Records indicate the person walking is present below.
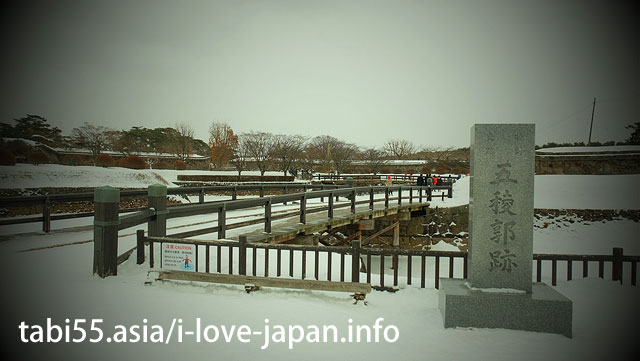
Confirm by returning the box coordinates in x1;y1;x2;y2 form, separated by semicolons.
386;175;393;195
417;174;424;187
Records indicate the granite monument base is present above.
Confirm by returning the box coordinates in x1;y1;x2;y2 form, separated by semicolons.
438;278;573;338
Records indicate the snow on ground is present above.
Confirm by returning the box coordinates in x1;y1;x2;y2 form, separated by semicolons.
1;164;639;360
1;216;638;361
0;164;302;189
534;174;639;209
419;173;640;210
3;164;638;210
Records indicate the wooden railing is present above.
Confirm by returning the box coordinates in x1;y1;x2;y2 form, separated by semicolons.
137;232;638;289
534;248;638;286
139;233;468;290
93;184;443;277
1;183;451;232
314;173;461;182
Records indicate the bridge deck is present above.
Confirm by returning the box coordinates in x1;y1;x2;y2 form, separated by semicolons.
240;201;429;243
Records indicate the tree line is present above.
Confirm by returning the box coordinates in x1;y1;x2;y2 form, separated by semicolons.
3;115;636;174
0;115;470;174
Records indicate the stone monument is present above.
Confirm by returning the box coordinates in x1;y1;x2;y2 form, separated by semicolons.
438;124;573;337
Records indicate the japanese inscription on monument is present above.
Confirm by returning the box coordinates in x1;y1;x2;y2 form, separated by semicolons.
468;124;534;292
439;123;572;338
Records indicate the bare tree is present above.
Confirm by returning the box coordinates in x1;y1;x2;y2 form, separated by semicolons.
209;122;238;169
384;139;416;159
71;122;111;156
271;134;307;176
171;122;194;162
297;149;317;178
230;134;250;176
308;135;358;175
242;131;275;176
361;147;386;174
306;136;333;173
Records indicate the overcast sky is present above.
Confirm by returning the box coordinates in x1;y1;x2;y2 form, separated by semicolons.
1;0;637;148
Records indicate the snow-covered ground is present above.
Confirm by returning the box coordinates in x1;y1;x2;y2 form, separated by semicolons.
0;164;302;189
2;164;639;210
1;164;639;360
423;173;640;210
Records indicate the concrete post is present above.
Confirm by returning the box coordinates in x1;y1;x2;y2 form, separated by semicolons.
93;186;120;277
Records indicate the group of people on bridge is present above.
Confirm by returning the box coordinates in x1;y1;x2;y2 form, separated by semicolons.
385;174;448;187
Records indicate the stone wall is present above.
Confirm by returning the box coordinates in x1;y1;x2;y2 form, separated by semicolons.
359;206;639;252
535;153;640;175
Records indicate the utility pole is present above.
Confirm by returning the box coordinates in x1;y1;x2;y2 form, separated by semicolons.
588;97;597;144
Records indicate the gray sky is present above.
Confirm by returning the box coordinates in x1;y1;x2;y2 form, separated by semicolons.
1;0;637;148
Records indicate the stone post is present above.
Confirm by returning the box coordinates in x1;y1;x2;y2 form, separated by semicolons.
439;124;572;338
468;124;534;292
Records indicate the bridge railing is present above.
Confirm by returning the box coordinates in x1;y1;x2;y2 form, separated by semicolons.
314;173;461;182
5;182;451;232
94;184;450;277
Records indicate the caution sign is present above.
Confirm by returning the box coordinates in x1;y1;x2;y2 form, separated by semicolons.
162;243;196;271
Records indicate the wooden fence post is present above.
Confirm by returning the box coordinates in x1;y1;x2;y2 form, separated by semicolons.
199;188;205;204
369;187;374;210
264;198;272;233
283;185;288;205
148;184;167;238
427;187;432;201
385;188;389;208
93;186;120;278
136;229;145;265
350;189;356;213
300;193;307;224
328;192;334;219
232;186;237;200
448;185;453;198
398;186;402;205
42;195;51;233
218;203;227;239
612;247;623;284
239;235;247;276
352;239;361;283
